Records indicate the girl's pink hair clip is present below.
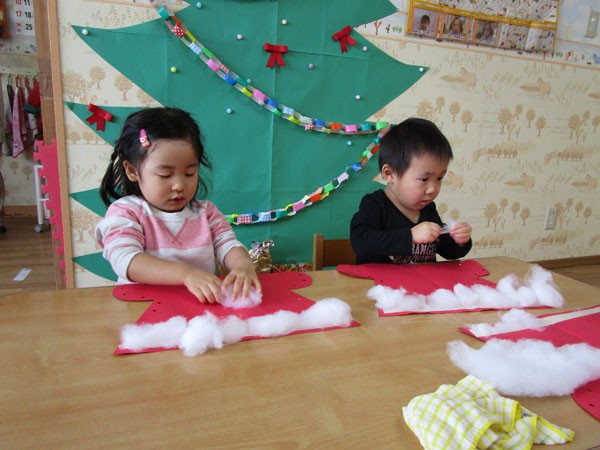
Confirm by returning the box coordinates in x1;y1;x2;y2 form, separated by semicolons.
139;129;151;148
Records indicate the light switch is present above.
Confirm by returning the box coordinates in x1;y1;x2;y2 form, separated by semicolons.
585;10;599;38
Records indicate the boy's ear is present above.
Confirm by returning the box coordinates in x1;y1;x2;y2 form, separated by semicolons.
123;161;139;182
381;164;395;183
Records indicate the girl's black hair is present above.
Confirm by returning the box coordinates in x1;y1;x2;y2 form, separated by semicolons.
100;107;211;206
378;117;453;176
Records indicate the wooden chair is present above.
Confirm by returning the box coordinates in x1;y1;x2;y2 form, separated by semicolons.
312;233;356;270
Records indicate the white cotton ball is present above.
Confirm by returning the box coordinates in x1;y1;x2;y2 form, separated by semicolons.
247;310;299;337
427;288;458;309
526;264;553;284
367;285;428;311
367;285;400;309
496;273;519;296
120;316;187;351
300;298;353;329
468;309;543;337
471;284;505;307
220;284;263;309
401;293;428;310
220;315;248;344
180;313;224;356
447;339;600;397
511;285;538;307
527;265;564;307
453;283;481;307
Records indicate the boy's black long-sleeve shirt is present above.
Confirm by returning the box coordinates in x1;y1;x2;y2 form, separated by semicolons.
350;189;472;264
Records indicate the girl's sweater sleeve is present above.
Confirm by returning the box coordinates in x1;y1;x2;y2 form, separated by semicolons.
95;201;145;281
205;201;246;265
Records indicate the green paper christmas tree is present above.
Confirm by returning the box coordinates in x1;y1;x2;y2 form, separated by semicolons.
68;0;427;280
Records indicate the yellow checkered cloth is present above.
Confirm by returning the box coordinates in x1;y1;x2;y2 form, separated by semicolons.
403;376;574;450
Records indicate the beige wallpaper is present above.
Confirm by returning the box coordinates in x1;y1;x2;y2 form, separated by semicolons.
45;0;600;287
361;35;600;263
0;0;39;212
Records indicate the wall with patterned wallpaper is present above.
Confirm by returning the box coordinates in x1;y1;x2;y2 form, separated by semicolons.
0;0;39;213
360;0;600;265
46;0;599;288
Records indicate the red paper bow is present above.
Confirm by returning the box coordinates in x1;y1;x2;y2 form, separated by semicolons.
264;43;288;68
85;104;114;132
332;26;357;53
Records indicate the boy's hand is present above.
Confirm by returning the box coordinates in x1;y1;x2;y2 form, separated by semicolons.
411;222;442;244
450;222;472;245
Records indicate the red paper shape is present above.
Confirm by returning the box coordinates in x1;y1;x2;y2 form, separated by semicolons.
337;260;497;315
338;260;493;294
573;379;600;421
332;26;357;53
460;305;600;421
114;271;359;354
263;43;288;68
460;305;600;347
85;103;113;131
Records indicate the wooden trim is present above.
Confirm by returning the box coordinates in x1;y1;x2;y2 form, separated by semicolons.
44;0;74;288
534;255;600;270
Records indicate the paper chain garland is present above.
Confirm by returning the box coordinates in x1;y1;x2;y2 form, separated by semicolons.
152;3;393;225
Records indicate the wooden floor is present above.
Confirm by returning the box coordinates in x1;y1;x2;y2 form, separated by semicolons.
0;215;599;296
0;216;58;297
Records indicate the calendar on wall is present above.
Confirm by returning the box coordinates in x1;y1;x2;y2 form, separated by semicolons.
11;0;34;37
0;0;9;38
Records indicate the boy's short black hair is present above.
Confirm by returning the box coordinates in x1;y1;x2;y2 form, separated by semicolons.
378;118;453;176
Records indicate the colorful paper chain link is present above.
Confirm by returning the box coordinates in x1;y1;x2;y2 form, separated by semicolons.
152;3;391;224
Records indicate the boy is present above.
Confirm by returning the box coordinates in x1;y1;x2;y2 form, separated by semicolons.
350;118;471;264
419;14;430;32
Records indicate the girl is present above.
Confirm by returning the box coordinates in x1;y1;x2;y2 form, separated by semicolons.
96;107;261;303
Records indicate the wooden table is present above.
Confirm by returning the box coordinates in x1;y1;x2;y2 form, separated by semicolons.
1;257;599;449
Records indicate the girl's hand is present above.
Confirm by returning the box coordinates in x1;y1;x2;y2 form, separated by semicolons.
450;221;472;245
183;269;224;304
222;265;262;300
411;221;442;244
222;246;262;300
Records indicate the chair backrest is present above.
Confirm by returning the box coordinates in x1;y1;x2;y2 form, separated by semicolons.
312;233;356;270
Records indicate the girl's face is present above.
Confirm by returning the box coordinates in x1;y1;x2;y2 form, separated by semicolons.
382;153;448;222
124;139;199;212
450;18;462;33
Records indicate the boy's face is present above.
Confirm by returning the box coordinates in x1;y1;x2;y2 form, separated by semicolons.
382;153;448;220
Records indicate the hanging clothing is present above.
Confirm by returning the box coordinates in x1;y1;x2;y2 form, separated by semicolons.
2;81;13;156
24;81;42;141
11;86;32;157
0;169;6;231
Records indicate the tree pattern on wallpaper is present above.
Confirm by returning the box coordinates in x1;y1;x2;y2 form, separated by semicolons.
65;0;428;280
